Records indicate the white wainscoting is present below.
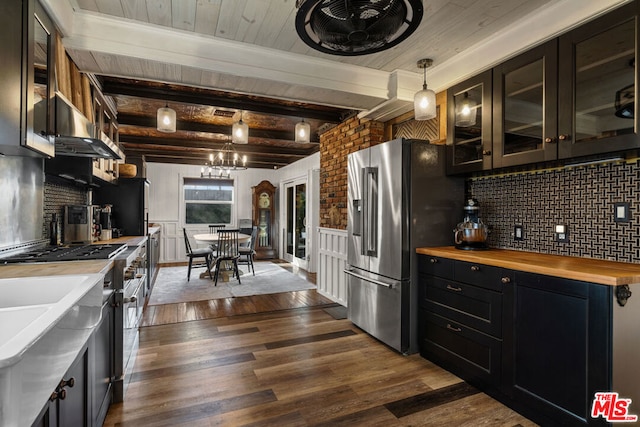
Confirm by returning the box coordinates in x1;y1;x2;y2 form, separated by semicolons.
317;227;348;307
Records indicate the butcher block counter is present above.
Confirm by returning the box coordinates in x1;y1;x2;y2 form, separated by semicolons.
416;246;640;425
416;246;640;286
96;235;147;246
0;259;113;279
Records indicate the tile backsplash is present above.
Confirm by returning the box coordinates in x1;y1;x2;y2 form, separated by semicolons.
468;159;640;263
43;182;87;239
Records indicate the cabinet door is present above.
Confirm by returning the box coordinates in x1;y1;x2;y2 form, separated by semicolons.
493;40;558;168
446;71;492;174
558;1;640;159
511;272;611;425
58;348;89;427
92;294;114;427
28;1;56;157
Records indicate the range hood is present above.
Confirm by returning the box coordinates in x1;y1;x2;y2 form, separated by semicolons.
54;92;122;159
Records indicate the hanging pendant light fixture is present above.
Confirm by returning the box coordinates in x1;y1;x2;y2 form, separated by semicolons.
201;138;248;178
295;119;311;143
157;103;176;133
455;92;477;127
232;112;249;144
414;58;436;121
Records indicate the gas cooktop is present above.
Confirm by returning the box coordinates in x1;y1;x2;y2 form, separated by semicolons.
1;243;127;263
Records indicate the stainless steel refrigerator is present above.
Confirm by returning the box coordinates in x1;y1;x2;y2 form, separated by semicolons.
345;138;464;354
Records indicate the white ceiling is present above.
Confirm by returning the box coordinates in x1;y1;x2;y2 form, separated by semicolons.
41;0;630;121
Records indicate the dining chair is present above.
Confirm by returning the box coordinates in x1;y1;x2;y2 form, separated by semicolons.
208;224;225;255
238;226;258;275
183;228;214;281
212;228;241;286
209;224;225;233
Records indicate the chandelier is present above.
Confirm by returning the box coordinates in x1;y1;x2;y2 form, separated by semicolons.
201;139;247;178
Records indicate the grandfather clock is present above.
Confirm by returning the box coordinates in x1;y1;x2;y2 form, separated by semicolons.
252;180;276;259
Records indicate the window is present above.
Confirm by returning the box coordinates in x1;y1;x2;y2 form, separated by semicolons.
183;177;234;224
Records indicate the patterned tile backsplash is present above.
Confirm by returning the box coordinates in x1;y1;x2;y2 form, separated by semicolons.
468;159;640;263
43;182;87;239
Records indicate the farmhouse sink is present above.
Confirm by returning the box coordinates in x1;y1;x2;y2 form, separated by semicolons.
0;273;104;427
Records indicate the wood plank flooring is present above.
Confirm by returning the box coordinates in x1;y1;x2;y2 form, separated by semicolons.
105;264;537;426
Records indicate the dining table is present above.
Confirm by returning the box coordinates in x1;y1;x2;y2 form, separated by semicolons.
193;232;251;279
193;232;251;245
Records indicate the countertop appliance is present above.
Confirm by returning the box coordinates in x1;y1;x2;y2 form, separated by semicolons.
345;138;464;354
454;198;489;250
64;205;101;244
94;178;149;236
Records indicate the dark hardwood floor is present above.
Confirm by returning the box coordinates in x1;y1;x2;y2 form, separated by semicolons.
106;263;537;426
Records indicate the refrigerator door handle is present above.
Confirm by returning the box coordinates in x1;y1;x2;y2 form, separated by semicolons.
344;268;398;289
364;167;378;256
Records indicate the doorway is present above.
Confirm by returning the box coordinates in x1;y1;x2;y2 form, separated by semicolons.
283;179;307;269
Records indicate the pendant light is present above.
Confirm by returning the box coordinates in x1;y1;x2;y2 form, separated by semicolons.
414;58;436;121
455;92;477;127
157;103;176;133
232;112;249;144
295;119;311;143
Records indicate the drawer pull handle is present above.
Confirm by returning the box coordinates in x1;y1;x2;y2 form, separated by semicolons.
446;324;462;332
470;265;480;272
501;277;511;284
429;258;438;264
446;284;462;292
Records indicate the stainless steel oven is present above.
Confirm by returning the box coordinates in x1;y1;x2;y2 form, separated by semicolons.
112;241;147;402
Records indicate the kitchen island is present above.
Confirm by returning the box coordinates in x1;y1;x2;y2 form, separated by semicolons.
416;247;640;426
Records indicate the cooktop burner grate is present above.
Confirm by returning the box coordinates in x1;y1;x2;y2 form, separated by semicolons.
1;243;127;263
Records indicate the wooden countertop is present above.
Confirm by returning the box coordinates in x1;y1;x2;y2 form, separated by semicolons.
416;247;640;286
0;260;113;279
95;235;147;246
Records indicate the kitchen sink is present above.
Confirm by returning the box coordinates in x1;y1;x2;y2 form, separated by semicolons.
0;273;104;427
0;276;88;308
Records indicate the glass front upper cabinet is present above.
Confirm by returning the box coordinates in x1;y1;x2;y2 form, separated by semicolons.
493;41;558;168
558;2;639;158
446;70;492;174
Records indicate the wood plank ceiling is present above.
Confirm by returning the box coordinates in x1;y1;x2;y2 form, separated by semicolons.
42;0;628;169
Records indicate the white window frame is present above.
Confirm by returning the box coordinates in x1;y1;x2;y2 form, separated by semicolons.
182;177;236;226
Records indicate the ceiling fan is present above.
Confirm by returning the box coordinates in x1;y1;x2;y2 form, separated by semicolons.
295;0;424;56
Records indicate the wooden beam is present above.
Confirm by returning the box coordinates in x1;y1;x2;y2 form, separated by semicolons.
101;78;348;123
117;114;320;143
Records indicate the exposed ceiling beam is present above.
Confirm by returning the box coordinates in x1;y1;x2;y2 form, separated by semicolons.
119;137;316;156
117;114;320;143
102;79;348;123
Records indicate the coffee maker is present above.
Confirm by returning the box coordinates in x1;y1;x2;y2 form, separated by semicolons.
100;205;113;241
454;199;489;250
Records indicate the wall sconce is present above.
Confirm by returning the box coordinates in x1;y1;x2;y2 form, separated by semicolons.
157;104;176;133
295;119;311;143
414;58;436;121
232;112;249;144
455;92;477;127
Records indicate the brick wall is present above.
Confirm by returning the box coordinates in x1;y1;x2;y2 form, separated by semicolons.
319;116;385;229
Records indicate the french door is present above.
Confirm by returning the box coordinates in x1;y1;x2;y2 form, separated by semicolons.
283;179;307;268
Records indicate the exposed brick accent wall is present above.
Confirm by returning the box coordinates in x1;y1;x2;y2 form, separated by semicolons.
319;116;385;229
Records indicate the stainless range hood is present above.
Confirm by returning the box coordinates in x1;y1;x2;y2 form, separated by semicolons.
54;92;122;159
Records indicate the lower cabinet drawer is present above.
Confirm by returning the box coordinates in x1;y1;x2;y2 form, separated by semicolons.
422;276;502;338
420;310;502;386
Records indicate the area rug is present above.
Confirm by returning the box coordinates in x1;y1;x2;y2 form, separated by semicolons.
147;261;316;305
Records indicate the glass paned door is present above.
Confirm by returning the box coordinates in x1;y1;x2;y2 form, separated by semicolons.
284;181;307;267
